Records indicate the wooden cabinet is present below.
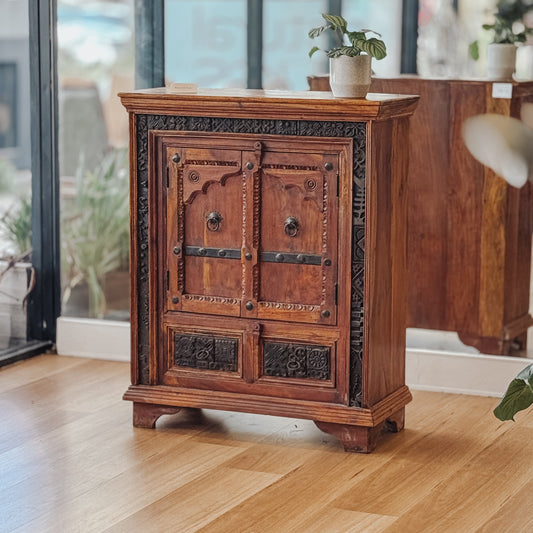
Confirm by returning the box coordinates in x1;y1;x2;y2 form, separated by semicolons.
309;76;533;355
120;88;418;452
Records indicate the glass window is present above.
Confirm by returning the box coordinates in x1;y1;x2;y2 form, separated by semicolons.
58;0;134;320
341;0;403;77
0;0;32;351
263;0;328;90
164;0;246;88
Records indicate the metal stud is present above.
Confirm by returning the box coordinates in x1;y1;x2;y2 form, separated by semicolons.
246;161;254;170
172;153;180;163
324;162;333;171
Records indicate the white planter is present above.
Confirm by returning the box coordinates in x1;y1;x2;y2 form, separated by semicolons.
0;261;31;344
329;55;372;98
487;43;517;80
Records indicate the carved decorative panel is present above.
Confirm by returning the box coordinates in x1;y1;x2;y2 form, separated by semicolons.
263;341;331;380
174;333;238;372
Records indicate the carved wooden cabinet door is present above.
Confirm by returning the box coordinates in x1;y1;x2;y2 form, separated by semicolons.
151;131;351;398
252;146;339;326
164;142;244;317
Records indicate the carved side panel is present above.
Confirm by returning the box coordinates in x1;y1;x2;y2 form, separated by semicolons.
174;333;238;372
263;342;331;380
135;115;365;405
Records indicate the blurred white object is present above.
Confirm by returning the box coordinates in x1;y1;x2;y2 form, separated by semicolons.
462;103;533;188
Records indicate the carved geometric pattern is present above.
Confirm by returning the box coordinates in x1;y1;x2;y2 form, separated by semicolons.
182;294;240;305
174;333;238;372
263;341;330;380
258;301;320;312
136;114;365;405
262;163;318;171
184;159;239;166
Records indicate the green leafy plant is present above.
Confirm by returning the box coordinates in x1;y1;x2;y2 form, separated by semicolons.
62;148;129;319
494;364;533;421
0;196;32;259
470;0;533;60
308;14;387;60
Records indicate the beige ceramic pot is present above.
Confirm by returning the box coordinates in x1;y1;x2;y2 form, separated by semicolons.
487;43;517;80
329;55;372;98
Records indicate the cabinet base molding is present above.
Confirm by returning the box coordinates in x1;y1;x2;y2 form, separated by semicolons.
125;385;411;449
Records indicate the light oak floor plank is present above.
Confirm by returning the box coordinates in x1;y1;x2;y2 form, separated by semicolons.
1;354;533;533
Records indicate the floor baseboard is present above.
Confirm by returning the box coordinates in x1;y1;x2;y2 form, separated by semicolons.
56;319;532;397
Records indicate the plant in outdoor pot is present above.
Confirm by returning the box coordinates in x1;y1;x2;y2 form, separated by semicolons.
469;0;532;80
0;196;33;344
308;13;387;98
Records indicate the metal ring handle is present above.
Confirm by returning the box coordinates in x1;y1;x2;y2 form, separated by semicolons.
284;216;299;237
206;211;223;232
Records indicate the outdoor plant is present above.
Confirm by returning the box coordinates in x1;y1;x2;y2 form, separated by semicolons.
308;14;387;60
62;148;129;319
469;0;532;60
0;195;32;260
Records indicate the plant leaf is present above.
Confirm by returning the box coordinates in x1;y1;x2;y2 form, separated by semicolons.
360;28;382;38
309;46;320;58
322;13;347;33
327;46;360;58
353;37;387;60
469;40;480;60
308;25;328;39
347;31;366;44
517;363;533;382
494;364;533;421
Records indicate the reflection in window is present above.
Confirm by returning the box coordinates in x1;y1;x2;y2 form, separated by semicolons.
0;0;32;350
165;0;246;88
342;0;402;78
58;0;134;320
263;0;328;90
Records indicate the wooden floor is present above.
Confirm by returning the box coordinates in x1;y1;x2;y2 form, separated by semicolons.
1;355;533;533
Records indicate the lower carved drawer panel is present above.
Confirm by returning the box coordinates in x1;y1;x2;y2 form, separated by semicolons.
174;333;239;372
161;316;342;403
262;341;331;381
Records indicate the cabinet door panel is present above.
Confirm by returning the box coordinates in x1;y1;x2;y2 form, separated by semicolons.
166;145;244;316
256;150;339;325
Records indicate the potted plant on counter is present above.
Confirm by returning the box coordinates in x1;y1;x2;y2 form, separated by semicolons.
469;0;532;80
308;13;387;98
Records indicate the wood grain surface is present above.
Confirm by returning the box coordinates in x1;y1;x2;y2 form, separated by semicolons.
2;354;533;532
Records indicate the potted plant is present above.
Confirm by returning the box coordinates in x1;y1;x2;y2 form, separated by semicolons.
469;0;532;80
0;196;33;344
308;13;387;98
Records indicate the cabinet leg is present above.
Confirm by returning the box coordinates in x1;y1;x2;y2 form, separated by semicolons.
385;407;405;433
314;421;383;453
132;402;182;428
315;408;405;453
458;332;523;356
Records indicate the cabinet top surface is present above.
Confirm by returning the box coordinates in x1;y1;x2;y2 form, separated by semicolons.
119;87;419;122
